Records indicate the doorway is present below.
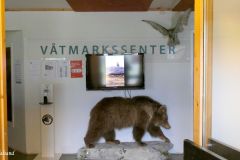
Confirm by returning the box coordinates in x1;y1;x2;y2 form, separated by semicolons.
2;0;204;159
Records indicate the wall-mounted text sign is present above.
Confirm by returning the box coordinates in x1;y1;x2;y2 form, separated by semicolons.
40;43;176;55
27;38;191;63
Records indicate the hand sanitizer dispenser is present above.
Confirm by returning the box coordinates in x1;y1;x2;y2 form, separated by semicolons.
40;84;53;104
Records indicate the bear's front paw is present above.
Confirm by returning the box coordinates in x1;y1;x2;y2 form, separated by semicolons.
164;138;170;143
137;142;147;146
160;136;170;143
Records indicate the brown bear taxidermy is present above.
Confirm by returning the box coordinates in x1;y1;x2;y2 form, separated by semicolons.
84;96;171;148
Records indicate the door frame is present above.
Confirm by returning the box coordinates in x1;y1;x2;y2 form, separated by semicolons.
202;0;213;147
193;0;204;146
194;0;213;147
0;0;8;159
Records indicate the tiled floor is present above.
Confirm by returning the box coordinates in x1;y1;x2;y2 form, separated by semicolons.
8;148;37;160
169;154;183;160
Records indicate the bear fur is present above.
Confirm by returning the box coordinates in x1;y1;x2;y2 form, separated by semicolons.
84;96;171;148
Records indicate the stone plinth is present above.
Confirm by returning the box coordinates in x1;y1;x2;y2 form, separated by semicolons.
77;141;173;160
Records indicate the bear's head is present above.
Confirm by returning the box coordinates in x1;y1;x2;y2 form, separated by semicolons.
152;105;171;129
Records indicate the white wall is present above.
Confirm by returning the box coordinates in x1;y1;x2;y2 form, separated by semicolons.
6;11;193;154
6;31;26;153
212;0;240;149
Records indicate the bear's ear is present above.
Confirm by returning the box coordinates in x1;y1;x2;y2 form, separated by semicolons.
158;105;167;113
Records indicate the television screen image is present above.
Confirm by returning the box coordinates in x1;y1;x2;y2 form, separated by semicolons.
105;55;125;87
86;53;144;90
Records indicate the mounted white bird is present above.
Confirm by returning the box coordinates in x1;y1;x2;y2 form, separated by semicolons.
142;8;192;47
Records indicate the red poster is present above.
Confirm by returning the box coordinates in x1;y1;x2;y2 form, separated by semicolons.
70;60;83;78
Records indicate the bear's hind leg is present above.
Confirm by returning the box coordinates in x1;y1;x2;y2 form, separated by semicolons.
103;130;120;144
84;128;103;148
133;126;146;146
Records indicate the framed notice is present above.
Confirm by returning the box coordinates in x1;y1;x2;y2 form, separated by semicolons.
42;60;57;79
57;60;69;78
70;60;83;78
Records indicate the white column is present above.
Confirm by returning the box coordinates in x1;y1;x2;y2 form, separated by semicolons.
40;104;55;158
35;104;61;160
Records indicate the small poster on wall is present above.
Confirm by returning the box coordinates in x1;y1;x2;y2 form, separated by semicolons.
57;60;69;78
42;60;57;79
70;60;83;78
28;60;41;78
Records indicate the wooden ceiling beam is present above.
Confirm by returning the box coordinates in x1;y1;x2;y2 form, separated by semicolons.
66;0;153;12
173;0;194;11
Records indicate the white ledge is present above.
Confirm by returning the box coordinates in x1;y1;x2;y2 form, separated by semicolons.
77;141;173;160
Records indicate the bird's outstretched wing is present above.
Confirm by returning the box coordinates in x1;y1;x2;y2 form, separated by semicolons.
142;20;169;36
174;8;192;33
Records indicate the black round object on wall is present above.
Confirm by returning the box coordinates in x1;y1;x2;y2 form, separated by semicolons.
42;114;53;125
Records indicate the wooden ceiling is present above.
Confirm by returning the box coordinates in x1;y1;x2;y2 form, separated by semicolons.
66;0;153;12
66;0;194;12
5;0;194;11
173;0;194;11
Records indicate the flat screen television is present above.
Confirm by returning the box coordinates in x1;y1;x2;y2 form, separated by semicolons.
86;53;144;90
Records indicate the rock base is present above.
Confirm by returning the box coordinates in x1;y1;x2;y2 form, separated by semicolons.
77;141;173;160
